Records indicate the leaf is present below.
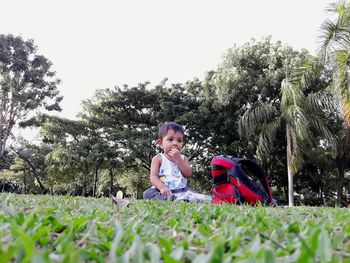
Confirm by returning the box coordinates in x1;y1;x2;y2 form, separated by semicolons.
287;221;300;234
158;236;172;254
248;234;261;253
295;228;320;263
146;243;161;263
15;212;25;226
316;229;332;262
111;195;131;207
198;224;212;237
256;249;276;263
193;253;211;263
208;238;225;263
72;217;90;230
191;210;202;223
163;253;182;263
123;235;144;263
0;245;17;263
168;217;177;227
170;247;184;260
32;226;49;242
17;228;37;262
108;218;123;262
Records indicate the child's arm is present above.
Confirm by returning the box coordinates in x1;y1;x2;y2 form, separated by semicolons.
168;148;192;178
150;154;172;196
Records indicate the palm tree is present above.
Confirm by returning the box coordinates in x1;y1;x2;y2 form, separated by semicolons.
239;66;332;206
317;0;350;205
320;0;350;127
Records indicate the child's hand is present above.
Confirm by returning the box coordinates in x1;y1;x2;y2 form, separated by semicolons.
160;186;172;196
168;147;182;163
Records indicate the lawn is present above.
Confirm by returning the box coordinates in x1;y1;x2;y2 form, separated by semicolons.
0;193;349;262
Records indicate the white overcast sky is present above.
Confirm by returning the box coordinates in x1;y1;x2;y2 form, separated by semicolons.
1;0;334;120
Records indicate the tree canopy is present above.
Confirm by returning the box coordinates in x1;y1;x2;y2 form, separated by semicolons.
0;34;62;157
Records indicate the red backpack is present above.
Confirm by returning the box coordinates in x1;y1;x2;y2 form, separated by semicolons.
211;156;274;205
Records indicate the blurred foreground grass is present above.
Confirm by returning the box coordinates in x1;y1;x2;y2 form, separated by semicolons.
0;193;349;262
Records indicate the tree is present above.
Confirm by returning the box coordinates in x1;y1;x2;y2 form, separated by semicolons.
40;115;96;196
320;0;350;126
204;37;312;203
80;79;220;194
239;62;333;206
203;37;312;160
0;34;62;157
9;140;53;193
323;111;350;205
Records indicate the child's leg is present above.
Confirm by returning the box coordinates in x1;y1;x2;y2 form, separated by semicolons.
174;189;212;202
143;188;172;200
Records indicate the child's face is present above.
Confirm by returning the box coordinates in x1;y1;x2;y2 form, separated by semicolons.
158;129;184;153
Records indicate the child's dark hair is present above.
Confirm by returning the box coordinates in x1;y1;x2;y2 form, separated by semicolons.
158;122;184;139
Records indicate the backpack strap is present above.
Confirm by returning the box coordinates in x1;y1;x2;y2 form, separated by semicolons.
228;158;272;204
211;182;245;204
211;156;234;185
212;156;273;205
212;156;235;169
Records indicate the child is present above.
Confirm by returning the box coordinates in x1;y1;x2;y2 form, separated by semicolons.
143;122;211;202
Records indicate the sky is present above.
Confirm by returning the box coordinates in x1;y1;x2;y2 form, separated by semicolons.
1;0;334;121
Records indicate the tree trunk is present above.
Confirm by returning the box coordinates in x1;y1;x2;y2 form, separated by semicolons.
0;127;10;157
319;185;324;205
93;165;98;197
109;167;114;196
27;163;45;192
136;181;140;199
21;158;46;193
23;170;27;194
34;174;45;193
0;110;16;158
335;157;345;206
286;125;294;206
335;129;349;206
10;146;46;193
0;138;6;158
319;168;324;206
82;175;86;196
80;161;91;196
283;186;288;203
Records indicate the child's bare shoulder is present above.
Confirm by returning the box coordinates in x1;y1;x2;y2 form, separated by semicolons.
152;154;162;163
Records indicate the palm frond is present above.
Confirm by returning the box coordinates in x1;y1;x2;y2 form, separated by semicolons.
290;57;323;91
281;78;303;110
256;117;282;160
290;105;312;143
305;91;335;114
341;92;350;126
307;146;335;167
319;19;340;59
288;127;307;173
319;1;350;59
238;102;277;138
290;152;304;174
308;116;334;142
334;50;350;84
331;48;350;127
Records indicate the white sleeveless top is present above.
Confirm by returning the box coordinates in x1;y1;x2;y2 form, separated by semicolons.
159;153;188;190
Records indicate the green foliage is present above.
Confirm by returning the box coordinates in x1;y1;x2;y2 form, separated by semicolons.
319;0;350;126
237;47;333;206
318;0;350;205
80;80;218;192
0;34;62;157
2;26;350;207
9;140;55;194
0;194;349;262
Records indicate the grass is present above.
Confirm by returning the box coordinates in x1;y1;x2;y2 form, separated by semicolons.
0;193;349;262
